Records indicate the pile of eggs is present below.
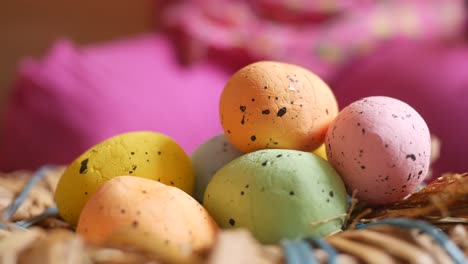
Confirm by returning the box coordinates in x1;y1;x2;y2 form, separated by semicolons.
54;61;431;260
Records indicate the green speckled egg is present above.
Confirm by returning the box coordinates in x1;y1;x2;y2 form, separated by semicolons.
203;149;347;244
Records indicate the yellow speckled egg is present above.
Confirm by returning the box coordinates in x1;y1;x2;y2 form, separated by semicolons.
77;176;217;262
55;131;194;225
313;144;328;160
219;61;338;152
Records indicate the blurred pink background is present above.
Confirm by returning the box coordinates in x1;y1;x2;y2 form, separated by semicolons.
1;0;467;180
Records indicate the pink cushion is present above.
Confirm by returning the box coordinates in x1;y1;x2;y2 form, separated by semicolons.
0;34;229;171
332;39;468;179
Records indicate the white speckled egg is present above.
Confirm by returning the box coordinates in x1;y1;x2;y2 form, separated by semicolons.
191;134;243;202
325;96;431;205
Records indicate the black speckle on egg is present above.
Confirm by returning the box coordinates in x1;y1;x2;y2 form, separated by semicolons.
277;107;287;117
329;191;334;197
121;209;126;214
261;161;269;166
262;109;270;115
129;171;133;174
406;154;416;161
240;191;244;195
158;151;162;155
251;98;255;102
289;191;295;196
145;152;148;155
79;159;89;174
142;190;147;194
362;128;366;134
245;184;249;188
146;159;150;162
264;86;268;89
229;218;236;226
84;192;88;195
170;181;174;185
240;105;246;112
407;173;412;181
290;101;294;104
275;97;279;100
227;129;232;134
276;154;283;158
131;152;135;155
132;165;137;170
250;135;257;142
241;115;245;125
326;108;329;115
326;199;330;203
357;123;361;126
418;170;423;176
361;165;366;170
385;176;389;181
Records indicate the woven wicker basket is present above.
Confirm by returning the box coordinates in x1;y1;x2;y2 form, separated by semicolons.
0;166;466;264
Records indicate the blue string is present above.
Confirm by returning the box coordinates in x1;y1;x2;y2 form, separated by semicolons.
1;165;55;230
305;237;338;264
356;218;467;264
282;239;318;264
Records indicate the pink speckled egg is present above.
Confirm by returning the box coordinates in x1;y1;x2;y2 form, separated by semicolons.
325;96;431;205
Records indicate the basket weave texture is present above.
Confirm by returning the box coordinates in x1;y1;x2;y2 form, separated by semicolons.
0;168;466;264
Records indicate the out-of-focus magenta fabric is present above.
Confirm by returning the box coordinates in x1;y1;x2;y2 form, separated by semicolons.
0;34;229;171
162;0;466;80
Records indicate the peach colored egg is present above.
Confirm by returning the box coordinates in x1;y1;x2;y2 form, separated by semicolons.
219;61;338;152
76;176;217;262
325;96;431;205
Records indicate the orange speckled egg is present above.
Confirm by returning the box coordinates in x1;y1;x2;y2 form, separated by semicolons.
219;61;338;152
77;176;218;262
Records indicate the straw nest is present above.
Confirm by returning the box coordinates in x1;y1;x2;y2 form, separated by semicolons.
0;166;466;264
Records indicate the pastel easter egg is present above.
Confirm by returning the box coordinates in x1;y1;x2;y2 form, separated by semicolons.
55;131;193;225
312;144;327;160
325;96;431;205
219;61;338;153
191;134;243;202
77;176;217;262
332;41;468;179
204;149;347;244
